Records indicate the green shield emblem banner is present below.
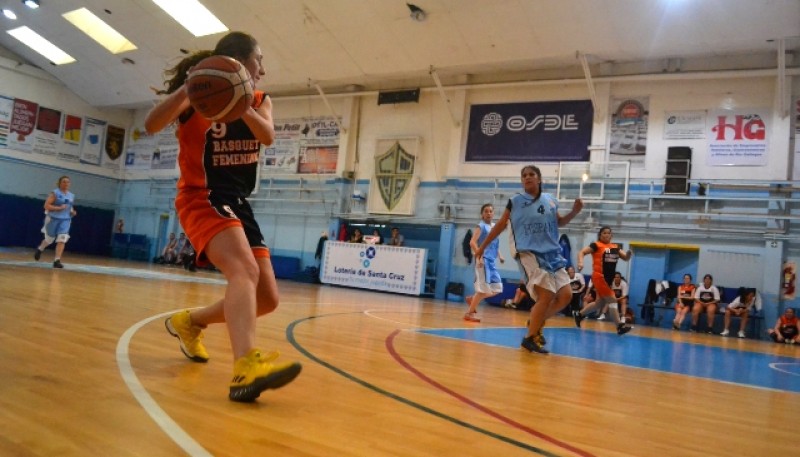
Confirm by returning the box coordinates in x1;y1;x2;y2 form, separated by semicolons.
375;141;415;211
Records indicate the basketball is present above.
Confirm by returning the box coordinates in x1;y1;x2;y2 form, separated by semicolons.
186;55;254;123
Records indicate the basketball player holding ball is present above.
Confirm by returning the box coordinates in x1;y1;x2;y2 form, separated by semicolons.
145;31;302;402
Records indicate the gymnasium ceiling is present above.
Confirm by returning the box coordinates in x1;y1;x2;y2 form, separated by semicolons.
0;0;798;109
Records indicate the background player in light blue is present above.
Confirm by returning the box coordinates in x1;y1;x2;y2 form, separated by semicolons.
34;175;77;268
464;203;505;322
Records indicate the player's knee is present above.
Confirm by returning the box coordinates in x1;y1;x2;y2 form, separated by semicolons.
608;302;618;310
255;277;279;315
256;297;278;315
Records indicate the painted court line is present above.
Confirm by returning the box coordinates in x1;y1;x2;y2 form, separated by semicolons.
287;314;568;456
363;308;472;330
385;329;596;457
0;259;227;285
769;362;800;376
116;311;212;457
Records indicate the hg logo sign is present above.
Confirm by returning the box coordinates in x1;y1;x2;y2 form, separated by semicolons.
711;114;765;141
481;112;579;137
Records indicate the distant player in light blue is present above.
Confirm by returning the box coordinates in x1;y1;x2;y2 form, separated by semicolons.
34;175;77;269
464;203;505;322
475;165;583;354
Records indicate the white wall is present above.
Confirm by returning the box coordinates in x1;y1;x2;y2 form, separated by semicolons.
2;53;794;187
616;77;790;181
261;73;795;186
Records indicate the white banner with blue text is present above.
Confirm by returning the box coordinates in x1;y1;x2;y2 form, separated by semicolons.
320;241;426;295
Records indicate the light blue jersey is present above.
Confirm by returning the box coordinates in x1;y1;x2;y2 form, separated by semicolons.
477;220;501;283
508;192;566;272
49;188;75;220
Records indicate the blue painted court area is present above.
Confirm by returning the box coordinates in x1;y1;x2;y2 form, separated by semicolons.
418;327;800;393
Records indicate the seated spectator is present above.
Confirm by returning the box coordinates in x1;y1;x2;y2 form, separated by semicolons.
691;274;720;333
175;237;193;265
582;279;600;318
172;232;187;264
505;281;524;308
115;218;125;234
589;276;623;322
611;272;630;324
577;279;604;320
720;288;758;338
506;282;535;311
181;242;197;272
160;232;179;264
567;265;586;314
768;308;800;344
623;307;636;325
349;228;364;243
389;227;404;246
673;274;696;330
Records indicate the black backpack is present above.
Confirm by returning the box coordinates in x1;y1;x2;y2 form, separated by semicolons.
641;279;659;324
462;229;473;264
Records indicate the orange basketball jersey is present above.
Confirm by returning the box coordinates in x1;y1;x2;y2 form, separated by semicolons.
177;90;266;196
590;240;623;284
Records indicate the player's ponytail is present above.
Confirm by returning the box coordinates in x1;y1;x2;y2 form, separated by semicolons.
158;50;214;95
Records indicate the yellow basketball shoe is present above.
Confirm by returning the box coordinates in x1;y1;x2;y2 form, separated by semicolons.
229;349;302;403
535;329;547;346
524;320;547;345
165;310;209;363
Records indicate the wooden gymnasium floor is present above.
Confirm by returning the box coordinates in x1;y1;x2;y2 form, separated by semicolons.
0;247;797;457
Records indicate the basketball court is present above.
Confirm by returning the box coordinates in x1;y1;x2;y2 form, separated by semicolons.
1;248;796;457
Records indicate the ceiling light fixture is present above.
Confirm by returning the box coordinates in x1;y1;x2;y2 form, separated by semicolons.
63;8;137;54
23;0;39;10
7;26;75;64
151;0;228;37
3;9;17;19
407;3;426;22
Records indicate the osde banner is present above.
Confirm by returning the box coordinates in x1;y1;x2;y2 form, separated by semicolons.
465;100;593;162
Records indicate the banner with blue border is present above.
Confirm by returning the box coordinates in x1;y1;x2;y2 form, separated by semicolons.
320;241;426;295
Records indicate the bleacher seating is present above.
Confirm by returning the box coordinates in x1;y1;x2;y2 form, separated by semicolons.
110;233;151;261
272;255;301;279
637;280;763;338
110;233;129;259
446;282;465;302
127;234;150;261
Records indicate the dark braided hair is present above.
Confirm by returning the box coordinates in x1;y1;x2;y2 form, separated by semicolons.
597;226;612;240
520;165;543;195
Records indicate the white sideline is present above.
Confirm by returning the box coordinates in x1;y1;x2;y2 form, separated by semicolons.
116;311;212;457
